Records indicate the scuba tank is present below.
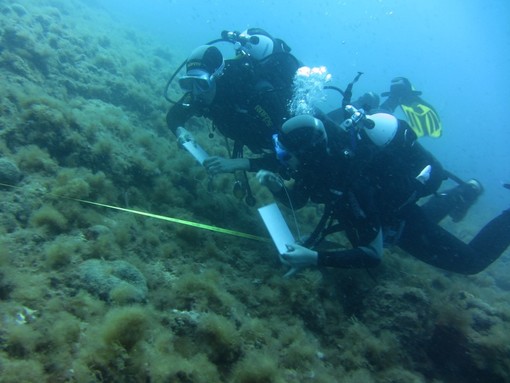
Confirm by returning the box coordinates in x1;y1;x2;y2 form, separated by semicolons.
364;113;399;147
340;104;400;148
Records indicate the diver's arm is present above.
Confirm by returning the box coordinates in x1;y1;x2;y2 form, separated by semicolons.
248;154;281;172
203;153;281;175
203;157;250;175
165;94;195;136
406;141;445;197
317;228;383;268
281;228;383;277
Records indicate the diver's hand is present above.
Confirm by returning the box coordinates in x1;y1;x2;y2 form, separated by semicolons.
176;126;194;147
203;157;250;175
256;170;283;193
281;243;318;277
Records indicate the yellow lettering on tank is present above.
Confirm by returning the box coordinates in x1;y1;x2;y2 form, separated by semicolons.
401;103;442;138
254;105;273;127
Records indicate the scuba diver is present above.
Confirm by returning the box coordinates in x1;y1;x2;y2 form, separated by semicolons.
257;109;509;276
328;76;443;139
379;76;443;138
165;28;301;205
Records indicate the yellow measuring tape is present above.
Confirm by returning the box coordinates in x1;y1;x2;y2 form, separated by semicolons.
0;182;270;243
72;198;269;242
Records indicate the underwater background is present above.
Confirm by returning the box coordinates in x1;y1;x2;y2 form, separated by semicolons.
0;0;509;382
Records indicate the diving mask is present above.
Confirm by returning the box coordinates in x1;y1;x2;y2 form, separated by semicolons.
178;61;225;94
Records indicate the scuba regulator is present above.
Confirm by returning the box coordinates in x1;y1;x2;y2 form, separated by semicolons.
221;30;260;46
341;105;372;131
341;104;400;149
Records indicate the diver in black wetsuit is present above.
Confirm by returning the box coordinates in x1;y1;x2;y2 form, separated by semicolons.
257;111;510;276
329;76;443;139
166;29;301;176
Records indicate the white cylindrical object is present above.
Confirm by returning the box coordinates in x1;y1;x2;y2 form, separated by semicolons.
364;113;399;147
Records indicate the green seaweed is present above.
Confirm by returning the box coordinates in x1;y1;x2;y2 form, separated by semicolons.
1;1;509;382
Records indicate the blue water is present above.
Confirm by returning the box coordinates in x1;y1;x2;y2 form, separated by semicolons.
99;0;510;221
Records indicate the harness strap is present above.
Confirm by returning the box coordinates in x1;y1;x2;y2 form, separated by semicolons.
230;139;257;206
304;202;360;251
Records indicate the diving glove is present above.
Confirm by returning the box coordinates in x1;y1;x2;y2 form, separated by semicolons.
176;126;194;147
281;243;318;277
256;170;283;193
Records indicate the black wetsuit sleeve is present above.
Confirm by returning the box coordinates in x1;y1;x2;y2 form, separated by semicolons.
165;94;195;136
248;154;280;172
317;247;381;268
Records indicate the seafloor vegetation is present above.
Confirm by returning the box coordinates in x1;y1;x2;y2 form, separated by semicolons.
1;1;509;382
